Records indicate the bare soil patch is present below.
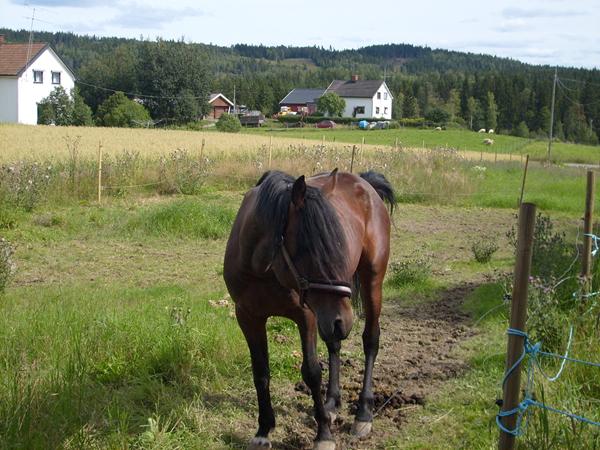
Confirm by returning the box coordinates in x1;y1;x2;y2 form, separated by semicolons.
266;283;477;449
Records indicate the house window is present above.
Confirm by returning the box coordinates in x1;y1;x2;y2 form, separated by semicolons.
33;70;43;84
376;107;380;114
51;71;61;84
384;92;388;100
377;92;381;99
354;106;365;115
384;107;388;114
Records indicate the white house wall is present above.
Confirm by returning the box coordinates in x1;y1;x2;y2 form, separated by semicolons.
16;48;75;125
371;84;393;120
342;97;373;118
339;83;393;120
0;77;18;123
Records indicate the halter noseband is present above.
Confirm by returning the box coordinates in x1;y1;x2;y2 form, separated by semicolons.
279;238;352;307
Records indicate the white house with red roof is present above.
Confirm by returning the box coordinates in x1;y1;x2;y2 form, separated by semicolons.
0;35;75;125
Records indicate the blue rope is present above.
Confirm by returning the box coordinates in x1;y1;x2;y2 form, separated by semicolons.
584;233;599;257
497;328;600;437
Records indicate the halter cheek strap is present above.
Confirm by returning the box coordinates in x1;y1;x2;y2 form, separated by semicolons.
279;240;352;307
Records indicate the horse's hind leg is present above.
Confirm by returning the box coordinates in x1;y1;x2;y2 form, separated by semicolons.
324;339;342;422
236;309;275;449
353;268;384;437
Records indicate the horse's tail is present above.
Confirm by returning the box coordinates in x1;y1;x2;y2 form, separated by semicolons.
359;170;396;215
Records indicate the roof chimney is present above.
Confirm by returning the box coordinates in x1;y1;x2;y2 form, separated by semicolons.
0;35;5;45
351;74;359;82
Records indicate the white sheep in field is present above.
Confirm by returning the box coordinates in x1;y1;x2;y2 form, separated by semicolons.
478;128;486;133
483;138;494;145
435;126;442;131
488;129;495;134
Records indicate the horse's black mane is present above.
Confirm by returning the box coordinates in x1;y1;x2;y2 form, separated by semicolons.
255;170;347;280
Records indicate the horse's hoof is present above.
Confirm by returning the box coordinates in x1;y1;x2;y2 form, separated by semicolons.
313;440;336;450
247;436;271;449
351;420;372;437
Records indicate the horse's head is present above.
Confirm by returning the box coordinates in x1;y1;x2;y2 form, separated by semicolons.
274;173;354;342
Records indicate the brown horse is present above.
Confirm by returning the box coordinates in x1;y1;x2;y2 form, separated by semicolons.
223;169;395;450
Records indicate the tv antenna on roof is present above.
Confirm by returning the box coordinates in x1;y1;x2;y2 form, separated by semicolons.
24;7;36;81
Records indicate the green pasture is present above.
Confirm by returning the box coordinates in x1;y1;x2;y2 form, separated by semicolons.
1;132;600;449
245;126;600;165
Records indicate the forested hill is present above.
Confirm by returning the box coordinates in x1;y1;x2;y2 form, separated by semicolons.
2;28;600;144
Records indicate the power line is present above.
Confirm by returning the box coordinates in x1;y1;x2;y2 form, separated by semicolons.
559;76;600;89
557;79;600;107
75;80;208;101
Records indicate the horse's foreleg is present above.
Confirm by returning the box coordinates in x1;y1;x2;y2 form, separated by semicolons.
237;310;275;449
296;310;336;449
353;272;383;437
324;339;342;421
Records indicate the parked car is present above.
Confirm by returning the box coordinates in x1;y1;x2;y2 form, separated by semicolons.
316;120;336;129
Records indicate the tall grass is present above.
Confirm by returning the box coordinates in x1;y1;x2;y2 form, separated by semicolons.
0;283;249;449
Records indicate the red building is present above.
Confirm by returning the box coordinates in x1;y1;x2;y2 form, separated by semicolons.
208;93;234;119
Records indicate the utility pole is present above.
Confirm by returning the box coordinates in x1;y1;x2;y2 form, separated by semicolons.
233;84;236;114
547;67;558;164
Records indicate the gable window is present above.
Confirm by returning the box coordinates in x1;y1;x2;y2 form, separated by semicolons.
51;71;61;84
377;92;381;99
33;70;43;84
384;92;388;100
376;106;380;114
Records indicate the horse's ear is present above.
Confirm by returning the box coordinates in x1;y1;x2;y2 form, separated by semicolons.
291;175;306;208
322;168;338;195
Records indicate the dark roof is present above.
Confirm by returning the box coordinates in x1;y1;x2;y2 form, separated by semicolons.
326;79;385;98
280;88;325;105
0;42;49;76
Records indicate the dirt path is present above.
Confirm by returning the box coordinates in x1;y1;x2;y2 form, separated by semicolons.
266;283;477;449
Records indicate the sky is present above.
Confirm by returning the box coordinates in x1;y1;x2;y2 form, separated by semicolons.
1;0;599;69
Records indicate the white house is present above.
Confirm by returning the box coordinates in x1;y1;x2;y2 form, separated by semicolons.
0;35;75;125
325;76;393;119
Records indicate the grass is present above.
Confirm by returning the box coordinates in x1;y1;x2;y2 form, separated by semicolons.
1;124;599;448
246;126;600;165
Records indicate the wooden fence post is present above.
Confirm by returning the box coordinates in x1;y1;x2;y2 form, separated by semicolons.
582;170;596;295
350;145;357;173
498;202;537;450
200;138;206;161
394;137;398;151
268;135;273;169
518;155;530;207
97;142;103;205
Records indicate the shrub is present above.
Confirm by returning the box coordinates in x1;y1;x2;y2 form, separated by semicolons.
0;161;53;211
96;92;151;127
513;121;530;138
158;148;211;195
471;237;499;263
317;92;345;116
425;107;451;125
37;86;73;126
0;238;16;293
216;113;241;133
386;256;431;288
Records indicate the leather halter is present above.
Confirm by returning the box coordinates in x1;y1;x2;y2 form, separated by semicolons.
279;239;352;307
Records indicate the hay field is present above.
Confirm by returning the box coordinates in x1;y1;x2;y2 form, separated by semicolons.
0;124;512;163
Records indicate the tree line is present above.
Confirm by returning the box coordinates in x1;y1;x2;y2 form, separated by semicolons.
2;28;599;144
